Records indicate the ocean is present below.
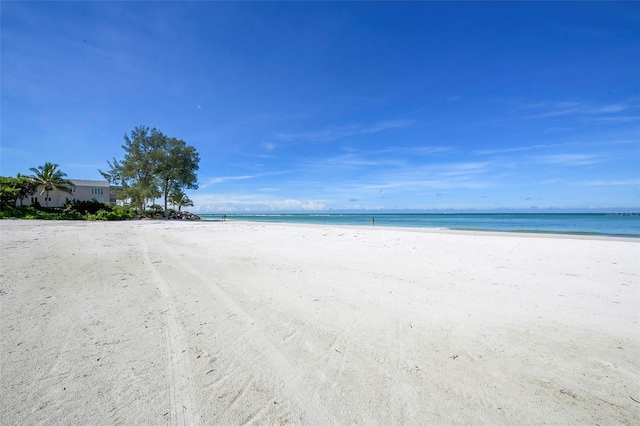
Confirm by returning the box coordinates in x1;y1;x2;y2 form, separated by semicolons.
199;213;640;237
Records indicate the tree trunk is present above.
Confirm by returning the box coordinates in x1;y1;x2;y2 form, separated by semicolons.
164;188;169;218
163;178;169;218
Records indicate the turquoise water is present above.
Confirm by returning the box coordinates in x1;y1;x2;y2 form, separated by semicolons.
200;213;640;237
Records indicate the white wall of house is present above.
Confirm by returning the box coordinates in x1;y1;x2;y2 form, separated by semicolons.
21;179;112;208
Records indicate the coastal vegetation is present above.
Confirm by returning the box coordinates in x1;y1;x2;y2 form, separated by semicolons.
168;190;194;212
100;125;200;217
0;172;135;220
0;199;135;221
0;126;200;221
28;162;74;207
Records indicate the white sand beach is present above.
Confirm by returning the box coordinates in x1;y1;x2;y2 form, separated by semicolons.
1;220;639;425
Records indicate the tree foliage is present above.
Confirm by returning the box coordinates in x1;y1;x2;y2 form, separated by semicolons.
0;175;38;209
100;126;200;216
28;162;73;207
15;174;38;206
0;176;20;209
168;189;194;212
157;137;200;216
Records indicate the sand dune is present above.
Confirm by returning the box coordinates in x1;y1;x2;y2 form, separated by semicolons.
1;220;638;425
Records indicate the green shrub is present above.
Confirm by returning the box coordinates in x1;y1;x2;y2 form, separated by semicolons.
86;207;134;221
2;198;135;221
62;199;109;215
0;205;60;220
111;205;135;219
0;177;19;209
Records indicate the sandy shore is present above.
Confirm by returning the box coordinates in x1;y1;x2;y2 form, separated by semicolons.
1;220;638;425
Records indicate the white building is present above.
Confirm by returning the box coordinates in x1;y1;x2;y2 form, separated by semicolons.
23;179;115;207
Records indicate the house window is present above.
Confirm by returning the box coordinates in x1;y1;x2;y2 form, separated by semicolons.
91;188;104;195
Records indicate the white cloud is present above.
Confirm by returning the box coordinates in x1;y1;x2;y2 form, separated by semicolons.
201;170;292;187
589;116;640;124
437;161;489;177
583;179;640;186
275;119;414;142
472;144;556;156
535;154;600;166
522;101;630;120
202;175;259;185
373;145;452;156
190;193;327;213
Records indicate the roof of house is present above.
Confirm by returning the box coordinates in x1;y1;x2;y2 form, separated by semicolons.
69;179;111;187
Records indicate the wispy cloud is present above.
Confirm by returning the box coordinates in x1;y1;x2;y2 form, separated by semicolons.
534;153;600;166
372;145;452;156
474;139;639;157
583;179;640;186
521;101;631;121
275;119;414;142
321;153;405;169
191;193;327;212
472;143;559;156
201;170;292;188
437;161;490;177
297;146;450;175
589;116;640;124
348;161;494;192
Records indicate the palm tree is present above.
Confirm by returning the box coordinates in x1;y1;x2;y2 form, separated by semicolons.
177;195;194;212
169;189;194;212
29;162;74;207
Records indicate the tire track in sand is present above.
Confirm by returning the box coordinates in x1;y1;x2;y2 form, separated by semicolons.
154;237;336;425
141;239;197;426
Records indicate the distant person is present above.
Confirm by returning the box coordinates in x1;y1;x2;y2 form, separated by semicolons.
371;217;375;227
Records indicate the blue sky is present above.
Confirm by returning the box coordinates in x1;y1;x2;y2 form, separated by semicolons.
2;1;639;212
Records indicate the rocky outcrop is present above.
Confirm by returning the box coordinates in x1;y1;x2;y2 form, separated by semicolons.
135;210;201;220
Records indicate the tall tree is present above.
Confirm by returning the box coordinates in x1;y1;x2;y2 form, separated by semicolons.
100;126;199;216
28;163;73;207
156;137;200;217
100;126;163;215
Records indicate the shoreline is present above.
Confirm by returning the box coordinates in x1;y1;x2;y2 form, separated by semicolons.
199;211;640;239
8;216;638;241
201;218;640;242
